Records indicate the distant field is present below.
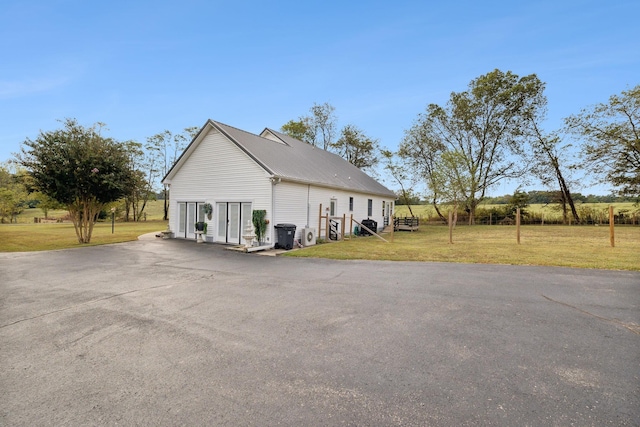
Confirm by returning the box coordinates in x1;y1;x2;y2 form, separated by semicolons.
12;199;167;224
395;203;639;224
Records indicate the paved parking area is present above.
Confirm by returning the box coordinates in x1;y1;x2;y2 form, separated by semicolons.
1;237;639;426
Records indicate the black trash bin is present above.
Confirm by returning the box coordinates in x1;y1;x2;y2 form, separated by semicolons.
274;223;297;250
360;219;377;236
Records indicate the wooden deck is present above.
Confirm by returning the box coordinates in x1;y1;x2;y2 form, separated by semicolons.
394;217;419;231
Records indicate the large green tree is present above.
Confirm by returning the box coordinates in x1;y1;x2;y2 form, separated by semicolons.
280;118;314;144
281;102;337;150
332;124;380;172
566;84;640;198
16;119;135;243
400;69;546;224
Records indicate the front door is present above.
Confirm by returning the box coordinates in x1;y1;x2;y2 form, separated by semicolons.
216;202;252;244
186;202;197;239
228;203;240;243
178;202;204;239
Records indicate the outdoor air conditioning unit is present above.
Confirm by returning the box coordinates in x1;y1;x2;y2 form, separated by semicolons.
301;227;317;247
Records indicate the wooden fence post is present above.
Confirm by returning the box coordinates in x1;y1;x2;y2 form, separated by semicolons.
350;214;353;238
609;205;615;247
326;213;330;241
391;215;395;242
516;207;521;245
448;211;453;244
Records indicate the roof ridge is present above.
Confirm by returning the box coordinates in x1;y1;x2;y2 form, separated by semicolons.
211;120;259;138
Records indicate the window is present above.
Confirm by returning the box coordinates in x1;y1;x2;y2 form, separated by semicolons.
330;199;337;216
349;197;354;211
367;199;373;217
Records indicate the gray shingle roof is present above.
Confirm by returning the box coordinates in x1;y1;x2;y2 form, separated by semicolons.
167;120;396;198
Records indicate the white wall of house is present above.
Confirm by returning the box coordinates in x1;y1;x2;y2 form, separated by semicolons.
167;124;395;246
272;180;394;241
167;127;273;241
308;186;393;239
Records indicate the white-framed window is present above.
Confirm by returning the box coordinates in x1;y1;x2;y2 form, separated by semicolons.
367;199;373;217
349;197;354;211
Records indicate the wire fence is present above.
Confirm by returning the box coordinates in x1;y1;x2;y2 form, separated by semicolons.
412;209;640;226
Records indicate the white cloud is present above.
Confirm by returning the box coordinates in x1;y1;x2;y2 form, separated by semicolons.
0;76;69;99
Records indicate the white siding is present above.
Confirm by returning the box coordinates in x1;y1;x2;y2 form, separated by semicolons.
167;127;272;240
306;185;393;239
272;182;311;241
270;181;394;241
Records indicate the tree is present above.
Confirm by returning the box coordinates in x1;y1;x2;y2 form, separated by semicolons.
281;102;337;150
398;117;448;223
281;118;314;145
310;102;338;150
434;150;473;227
381;149;416;216
0;163;27;223
16;119;135;243
525;124;580;224
147;127;198;220
506;190;530;217
31;192;64;219
332;124;380;172
122;140;158;221
400;69;546;224
566;85;640;198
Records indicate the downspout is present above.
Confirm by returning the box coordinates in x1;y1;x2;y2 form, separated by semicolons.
306;184;311;227
270;176;281;245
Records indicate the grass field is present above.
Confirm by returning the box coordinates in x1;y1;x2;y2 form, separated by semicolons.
285;224;640;271
0;221;167;252
2;200;639;271
10;199;167;223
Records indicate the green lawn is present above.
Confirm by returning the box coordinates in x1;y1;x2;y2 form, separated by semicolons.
285;224;640;271
0;221;167;252
3;200;639;271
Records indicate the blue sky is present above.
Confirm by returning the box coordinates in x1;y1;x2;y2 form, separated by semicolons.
1;0;638;195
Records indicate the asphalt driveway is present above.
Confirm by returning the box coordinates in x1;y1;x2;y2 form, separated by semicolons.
1;237;638;426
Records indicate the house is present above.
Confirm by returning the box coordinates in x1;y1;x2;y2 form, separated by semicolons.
162;119;397;247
